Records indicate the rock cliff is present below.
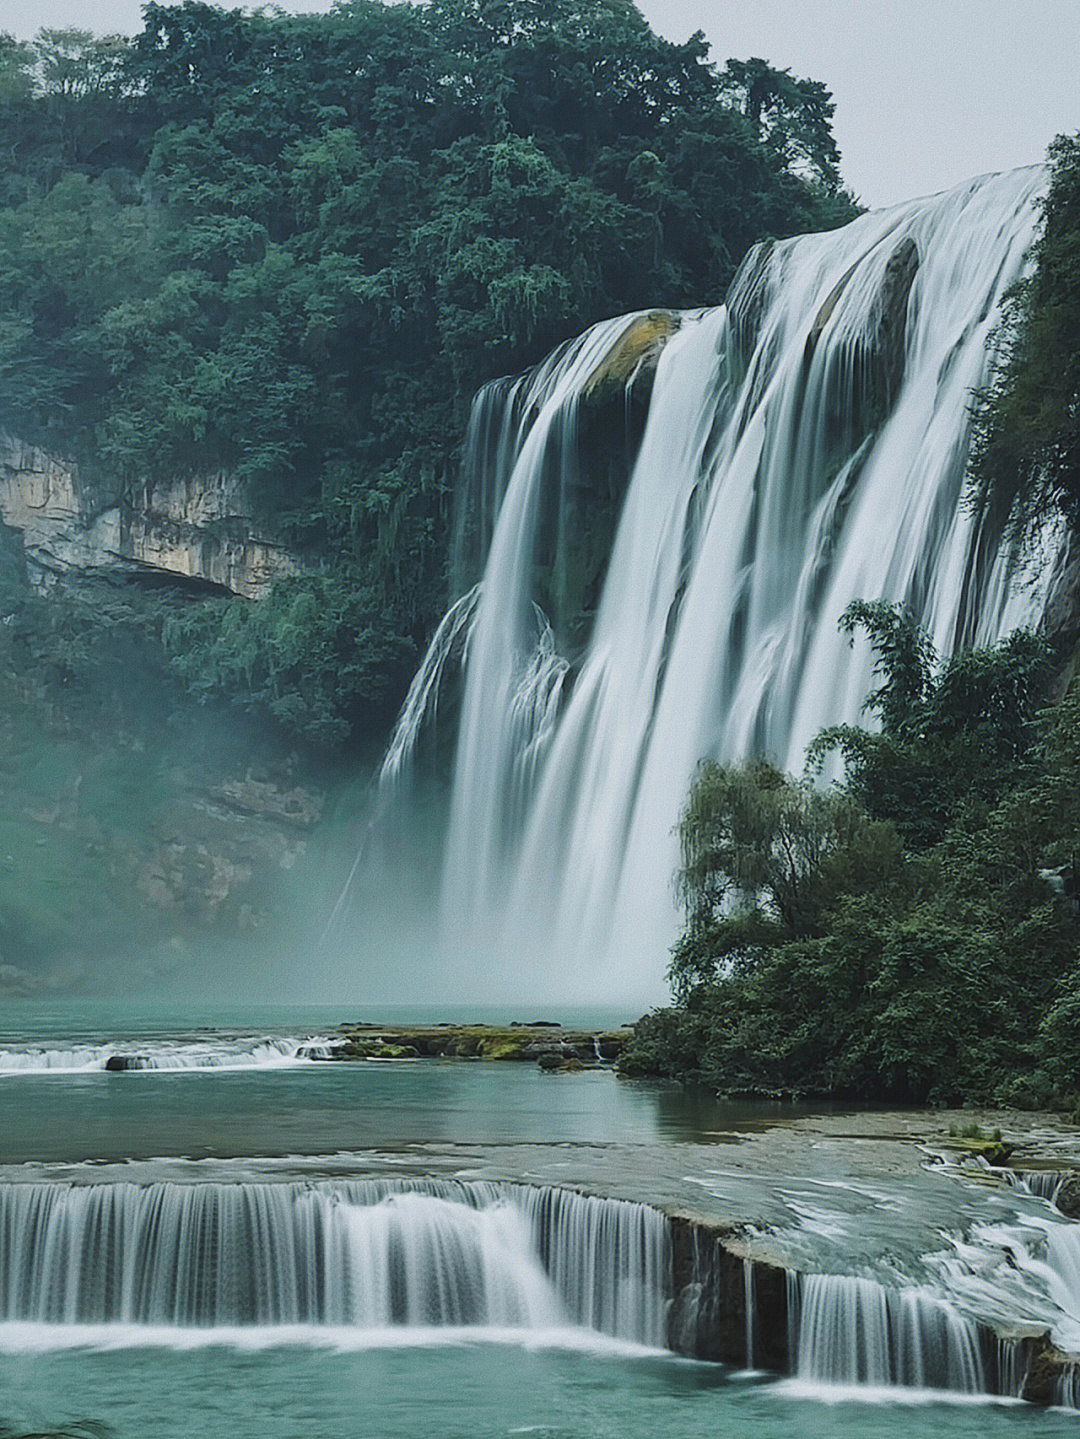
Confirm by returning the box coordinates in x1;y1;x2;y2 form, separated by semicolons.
0;435;301;599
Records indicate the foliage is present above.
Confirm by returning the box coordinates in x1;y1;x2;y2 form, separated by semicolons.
809;600;1054;848
670;759;898;1000
969;133;1080;537
0;1;856;749
718;57;843;195
623;603;1080;1105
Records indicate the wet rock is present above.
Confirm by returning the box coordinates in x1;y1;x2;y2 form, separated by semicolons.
1053;1174;1080;1219
726;238;775;369
582;311;681;410
1021;1333;1073;1406
667;1215;790;1370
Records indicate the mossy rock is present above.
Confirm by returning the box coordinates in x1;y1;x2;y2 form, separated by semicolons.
477;1032;532;1060
582;311;680;407
948;1136;1015;1166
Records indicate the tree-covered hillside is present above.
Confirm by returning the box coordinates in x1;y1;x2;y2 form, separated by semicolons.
0;0;856;750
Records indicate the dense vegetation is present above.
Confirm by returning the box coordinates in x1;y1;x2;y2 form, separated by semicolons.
622;133;1080;1108
621;602;1080;1105
970;134;1080;536
0;1;855;751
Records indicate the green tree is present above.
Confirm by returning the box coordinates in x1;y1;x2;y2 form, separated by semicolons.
810;600;1053;847
669;758;898;999
969;134;1080;536
719;57;844;195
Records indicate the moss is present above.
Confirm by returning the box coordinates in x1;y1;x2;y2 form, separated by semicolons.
477;1032;532;1060
582;311;680;405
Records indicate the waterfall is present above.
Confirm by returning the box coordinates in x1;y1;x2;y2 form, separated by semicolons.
5;1174;1080;1403
0;1035;343;1074
790;1273;986;1392
387;166;1054;1005
0;1179;669;1345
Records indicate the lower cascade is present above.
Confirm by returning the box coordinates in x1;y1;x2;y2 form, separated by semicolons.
0;1180;668;1342
2;1175;1079;1405
789;1274;985;1391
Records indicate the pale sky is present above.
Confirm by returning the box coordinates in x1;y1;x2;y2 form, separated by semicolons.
3;0;1078;208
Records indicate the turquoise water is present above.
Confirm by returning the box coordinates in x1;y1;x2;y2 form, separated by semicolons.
2;1001;1077;1436
0;1000;825;1162
0;1060;715;1163
3;1343;1078;1439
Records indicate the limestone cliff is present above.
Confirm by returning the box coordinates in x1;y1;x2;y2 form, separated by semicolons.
0;435;301;599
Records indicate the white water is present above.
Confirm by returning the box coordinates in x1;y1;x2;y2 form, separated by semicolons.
790;1273;985;1392
388;167;1054;1004
0;1034;342;1075
0;1179;669;1346
4;1169;1080;1405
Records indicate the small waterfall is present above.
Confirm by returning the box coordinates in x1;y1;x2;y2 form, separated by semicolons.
1059;1365;1080;1408
387;166;1055;1003
1012;1171;1069;1205
0;1179;669;1345
0;1035;342;1075
790;1273;986;1391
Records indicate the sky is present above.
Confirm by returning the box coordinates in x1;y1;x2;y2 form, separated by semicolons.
4;0;1079;208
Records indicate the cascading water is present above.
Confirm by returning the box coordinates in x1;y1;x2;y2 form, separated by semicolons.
789;1273;985;1392
0;1179;669;1345
385;166;1056;1005
0;1034;342;1074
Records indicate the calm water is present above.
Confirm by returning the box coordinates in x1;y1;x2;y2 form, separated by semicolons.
3;1344;1079;1439
0;999;821;1163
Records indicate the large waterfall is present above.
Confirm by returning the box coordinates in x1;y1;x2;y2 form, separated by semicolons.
385;166;1053;1004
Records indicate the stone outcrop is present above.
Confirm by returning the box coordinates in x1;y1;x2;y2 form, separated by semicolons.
0;435;301;599
725;237;775;372
725;235;920;444
668;1215;790;1370
332;1021;631;1066
582;310;681;409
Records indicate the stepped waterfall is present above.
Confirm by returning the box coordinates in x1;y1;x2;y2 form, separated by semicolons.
0;1180;669;1343
384;166;1058;1004
5;1174;1080;1404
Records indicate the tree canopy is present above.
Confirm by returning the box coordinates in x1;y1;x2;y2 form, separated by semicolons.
0;1;856;749
624;603;1080;1106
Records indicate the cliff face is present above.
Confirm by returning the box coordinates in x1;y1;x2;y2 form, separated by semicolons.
0;436;301;599
0;436;343;995
0;695;340;997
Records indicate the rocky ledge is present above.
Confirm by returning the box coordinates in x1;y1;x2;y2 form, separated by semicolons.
0;434;301;599
329;1021;631;1070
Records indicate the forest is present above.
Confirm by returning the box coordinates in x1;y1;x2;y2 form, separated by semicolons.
0;0;854;751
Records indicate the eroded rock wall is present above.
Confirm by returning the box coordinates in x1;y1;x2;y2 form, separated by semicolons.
0;435;301;599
